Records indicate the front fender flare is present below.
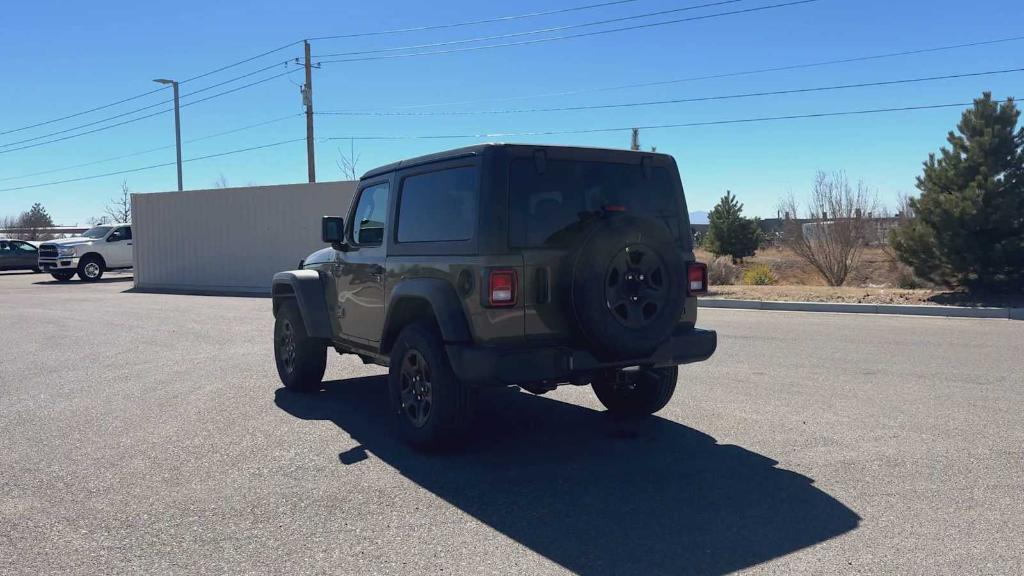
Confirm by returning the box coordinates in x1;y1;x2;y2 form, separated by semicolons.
272;270;332;339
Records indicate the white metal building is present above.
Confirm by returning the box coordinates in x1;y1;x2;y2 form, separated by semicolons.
132;181;355;294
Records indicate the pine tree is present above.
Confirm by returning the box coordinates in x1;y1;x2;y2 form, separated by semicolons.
17;203;55;240
704;191;762;263
891;93;1024;292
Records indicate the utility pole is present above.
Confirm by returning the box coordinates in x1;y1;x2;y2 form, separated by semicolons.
630;128;640;151
303;40;316;183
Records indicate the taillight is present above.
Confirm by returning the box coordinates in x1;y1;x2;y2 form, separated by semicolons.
488;269;517;307
687;262;708;295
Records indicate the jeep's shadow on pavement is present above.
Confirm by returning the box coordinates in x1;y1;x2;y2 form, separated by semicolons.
275;377;860;575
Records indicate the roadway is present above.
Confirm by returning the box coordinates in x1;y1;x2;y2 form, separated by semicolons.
1;271;1021;575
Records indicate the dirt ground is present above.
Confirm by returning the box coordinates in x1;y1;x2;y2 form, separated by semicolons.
695;247;903;287
695;247;1023;307
705;284;940;305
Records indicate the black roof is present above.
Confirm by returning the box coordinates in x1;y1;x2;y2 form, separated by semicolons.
360;143;671;180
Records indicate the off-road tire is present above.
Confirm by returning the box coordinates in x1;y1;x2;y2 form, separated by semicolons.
568;214;687;360
51;271;75;282
388;320;472;449
592;366;678;417
77;255;105;282
274;300;327;392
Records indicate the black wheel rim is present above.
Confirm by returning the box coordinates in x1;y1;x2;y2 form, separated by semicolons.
399;349;432;428
279;320;297;374
605;244;669;329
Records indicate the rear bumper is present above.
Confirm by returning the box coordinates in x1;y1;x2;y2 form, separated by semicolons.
446;326;717;388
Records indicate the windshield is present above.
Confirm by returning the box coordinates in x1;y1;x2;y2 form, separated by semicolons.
508;158;686;248
81;226;112;239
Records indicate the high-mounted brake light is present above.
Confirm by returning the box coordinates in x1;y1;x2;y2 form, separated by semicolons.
488;269;517;307
687;262;708;295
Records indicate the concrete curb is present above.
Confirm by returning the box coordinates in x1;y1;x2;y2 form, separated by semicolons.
699;298;1023;320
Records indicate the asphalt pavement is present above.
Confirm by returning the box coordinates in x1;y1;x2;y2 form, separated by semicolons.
1;271;1022;575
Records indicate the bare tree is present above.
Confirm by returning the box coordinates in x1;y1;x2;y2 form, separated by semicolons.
0;215;20;238
337;139;361;181
212;173;230;189
780;171;877;286
105;180;131;223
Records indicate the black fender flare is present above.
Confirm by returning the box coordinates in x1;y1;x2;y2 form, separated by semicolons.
381;277;472;354
272;270;332;339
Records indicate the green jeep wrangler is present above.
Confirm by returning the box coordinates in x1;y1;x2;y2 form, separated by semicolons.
272;144;716;447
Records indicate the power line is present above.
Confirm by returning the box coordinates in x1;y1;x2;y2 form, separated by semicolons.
0;100;988;192
0;114;300;184
0;41;302;137
0;138;306;193
317;0;821;64
1;0;644;135
316;67;1024;116
314;0;747;58
180;41;302;84
369;34;1024;110
0;69;302;155
0;60;296;149
316;101;985;141
309;0;645;41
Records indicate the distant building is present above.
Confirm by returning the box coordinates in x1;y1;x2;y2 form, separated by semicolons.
757;216;900;246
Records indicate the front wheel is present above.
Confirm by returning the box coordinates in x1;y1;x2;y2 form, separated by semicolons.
274;300;327;391
77;255;104;281
388;320;472;449
592;366;678;417
51;271;75;282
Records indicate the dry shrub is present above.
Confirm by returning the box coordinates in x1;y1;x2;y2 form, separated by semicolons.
743;264;778;286
707;257;740;285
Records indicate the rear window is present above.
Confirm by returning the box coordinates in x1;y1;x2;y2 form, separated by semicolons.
397;166;478;243
508;158;684;248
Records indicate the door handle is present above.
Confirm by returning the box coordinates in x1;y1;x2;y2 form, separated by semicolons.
369;264;385;275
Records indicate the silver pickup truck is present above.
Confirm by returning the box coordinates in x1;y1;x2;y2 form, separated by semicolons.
38;224;133;281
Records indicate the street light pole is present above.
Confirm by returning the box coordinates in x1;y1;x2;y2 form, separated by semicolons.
154;78;183;191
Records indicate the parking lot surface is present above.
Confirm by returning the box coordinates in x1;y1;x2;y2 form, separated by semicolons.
1;271;1022;575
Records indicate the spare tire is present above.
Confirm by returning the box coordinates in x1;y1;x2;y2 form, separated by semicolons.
567;214;686;360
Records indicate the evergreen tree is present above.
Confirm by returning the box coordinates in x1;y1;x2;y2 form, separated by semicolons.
891;93;1024;292
704;191;762;263
17;203;55;240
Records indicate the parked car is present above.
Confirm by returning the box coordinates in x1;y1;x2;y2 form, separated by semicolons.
0;239;41;273
37;224;133;282
271;144;715;448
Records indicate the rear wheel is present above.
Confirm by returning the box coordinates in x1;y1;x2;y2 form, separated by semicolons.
51;271;75;282
77;255;104;281
388;320;472;449
592;366;678;417
274;300;327;391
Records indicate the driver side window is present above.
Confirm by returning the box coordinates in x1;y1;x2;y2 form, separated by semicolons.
351;183;389;246
108;227;131;242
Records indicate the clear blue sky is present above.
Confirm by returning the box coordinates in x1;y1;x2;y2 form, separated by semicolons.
1;0;1021;224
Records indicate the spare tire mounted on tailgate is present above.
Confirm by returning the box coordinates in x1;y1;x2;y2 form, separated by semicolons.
568;214;686;360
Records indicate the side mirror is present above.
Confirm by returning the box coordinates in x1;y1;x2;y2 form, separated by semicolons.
322;216;345;246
